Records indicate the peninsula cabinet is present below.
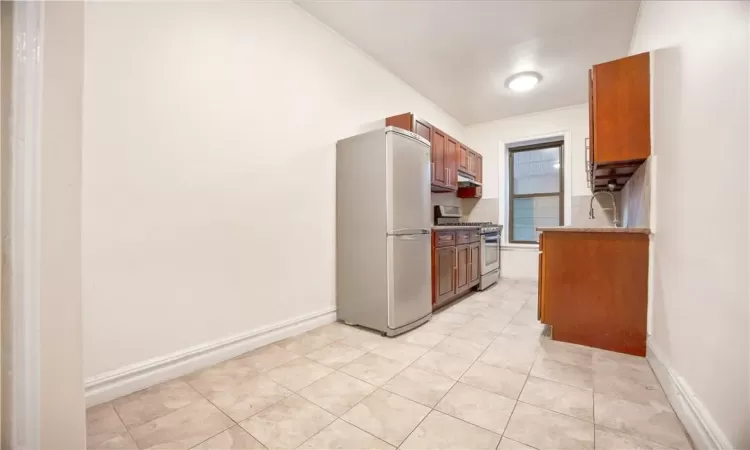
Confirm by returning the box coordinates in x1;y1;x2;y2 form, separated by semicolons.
588;52;650;192
537;229;649;356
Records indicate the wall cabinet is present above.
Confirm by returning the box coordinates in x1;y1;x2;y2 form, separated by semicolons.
385;113;478;196
457;151;483;199
588;52;651;192
537;230;649;356
432;230;481;309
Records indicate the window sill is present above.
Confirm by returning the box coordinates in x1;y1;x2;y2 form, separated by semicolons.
502;243;539;251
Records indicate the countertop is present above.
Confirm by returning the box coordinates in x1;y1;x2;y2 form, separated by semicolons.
431;225;482;230
536;226;651;234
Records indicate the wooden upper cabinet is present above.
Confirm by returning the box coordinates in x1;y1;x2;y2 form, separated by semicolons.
432;129;448;187
414;118;432;143
445;135;458;189
458;144;469;174
590;52;651;165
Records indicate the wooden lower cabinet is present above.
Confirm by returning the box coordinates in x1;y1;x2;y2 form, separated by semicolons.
455;245;470;295
432;231;481;309
468;243;480;286
434;246;457;306
537;230;648;356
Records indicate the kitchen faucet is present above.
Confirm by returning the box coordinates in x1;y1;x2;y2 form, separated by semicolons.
589;182;620;227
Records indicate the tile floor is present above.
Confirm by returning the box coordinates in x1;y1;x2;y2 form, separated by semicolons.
87;279;694;450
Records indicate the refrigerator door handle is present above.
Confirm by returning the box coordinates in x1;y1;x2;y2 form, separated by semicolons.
388;229;430;236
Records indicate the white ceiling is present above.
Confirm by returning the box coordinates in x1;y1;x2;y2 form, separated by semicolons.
297;1;640;125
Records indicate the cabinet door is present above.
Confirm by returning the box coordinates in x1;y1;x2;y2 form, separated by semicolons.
538;234;545;322
432;129;447;186
445;136;458;190
414;118;432;143
435;246;456;305
475;154;483;198
458;144;469;173
591;52;650;164
455;244;470;294
588;69;595;168
468;242;480;285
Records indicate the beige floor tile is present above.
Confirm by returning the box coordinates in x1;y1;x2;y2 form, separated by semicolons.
299;419;395;449
496;437;536;450
339;330;388;351
395;329;448;348
538;340;594;369
370;340;429;364
299;371;376;415
460;361;527;399
308;322;364;341
435;382;516;435
113;379;203;428
87;403;128;448
410;350;474;380
433;336;488;361
235;344;299;372
192;425;264;449
432;311;473;326
382;367;455;407
595;426;673;450
519;376;594;422
465;316;513;334
593;371;669;409
340;353;408;386
594;394;692;450
504;402;594;450
449;326;498;346
206;375;292;422
444;299;488;316
305;342;365;368
500;323;545;343
278;332;333;355
419;319;464;335
530;354;593;390
129;399;233;450
479;337;539;374
184;359;258;397
239;395;335;449
265;357;334;391
89;433;138;450
341;389;430;447
400;410;501;450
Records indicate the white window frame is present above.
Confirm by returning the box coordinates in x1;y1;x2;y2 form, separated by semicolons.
499;131;573;248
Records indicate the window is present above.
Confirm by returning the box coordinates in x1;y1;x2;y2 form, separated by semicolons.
509;141;564;243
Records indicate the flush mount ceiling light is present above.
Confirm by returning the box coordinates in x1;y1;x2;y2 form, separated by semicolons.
505;71;542;92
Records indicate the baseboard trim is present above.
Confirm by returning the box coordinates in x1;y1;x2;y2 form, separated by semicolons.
647;340;732;450
84;307;337;406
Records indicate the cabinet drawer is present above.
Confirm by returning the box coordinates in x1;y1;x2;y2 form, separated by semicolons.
455;230;471;245
469;231;480;243
434;231;456;247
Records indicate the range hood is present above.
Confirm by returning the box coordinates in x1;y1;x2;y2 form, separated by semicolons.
457;173;482;188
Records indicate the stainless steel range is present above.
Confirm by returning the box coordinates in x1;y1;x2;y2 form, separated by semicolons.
434;205;503;290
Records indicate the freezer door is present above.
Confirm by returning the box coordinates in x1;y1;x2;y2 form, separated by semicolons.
387;233;431;330
386;130;431;234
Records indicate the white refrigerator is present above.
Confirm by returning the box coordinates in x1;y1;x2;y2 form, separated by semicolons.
336;126;432;336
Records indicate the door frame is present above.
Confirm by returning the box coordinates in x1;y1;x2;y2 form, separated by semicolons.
2;1;44;448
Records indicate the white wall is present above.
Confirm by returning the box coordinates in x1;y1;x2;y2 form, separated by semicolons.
464;104;590;279
82;2;465;383
629;2;749;448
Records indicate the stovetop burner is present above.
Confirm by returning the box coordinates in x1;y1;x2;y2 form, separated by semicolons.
439;221;494;226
